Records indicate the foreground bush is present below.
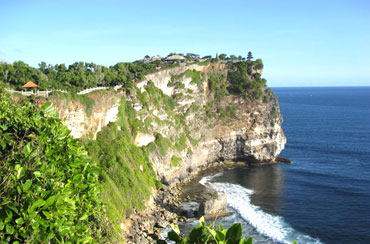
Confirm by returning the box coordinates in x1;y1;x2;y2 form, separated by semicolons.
158;217;253;244
159;217;297;244
0;90;103;243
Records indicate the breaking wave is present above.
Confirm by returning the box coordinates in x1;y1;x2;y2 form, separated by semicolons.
200;176;323;244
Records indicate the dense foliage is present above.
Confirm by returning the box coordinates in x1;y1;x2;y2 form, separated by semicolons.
0;61;175;92
227;60;265;95
159;217;253;244
0;90;104;243
0;52;258;93
159;218;297;244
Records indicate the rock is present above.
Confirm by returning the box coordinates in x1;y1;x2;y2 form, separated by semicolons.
200;190;227;216
276;156;292;164
178;201;201;218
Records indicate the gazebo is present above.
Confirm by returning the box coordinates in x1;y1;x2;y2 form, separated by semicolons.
22;81;39;96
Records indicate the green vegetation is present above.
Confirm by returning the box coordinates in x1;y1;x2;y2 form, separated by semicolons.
227;60;266;99
0;90;104;243
154;133;173;156
184;69;202;86
146;81;177;115
159;217;253;244
0;61;162;92
174;133;188;152
135;86;150;109
171;155;182;167
0;52;279;243
53;91;96;116
208;73;228;101
218;106;237;120
188;59;210;66
0;52;264;96
160;217;296;244
85;97;159;240
219;53;227;60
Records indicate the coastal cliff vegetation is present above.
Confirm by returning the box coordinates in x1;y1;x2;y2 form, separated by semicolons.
0;53;284;243
0;53;263;93
0;91;105;243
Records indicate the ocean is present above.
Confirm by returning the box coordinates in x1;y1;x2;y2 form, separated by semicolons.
180;87;370;244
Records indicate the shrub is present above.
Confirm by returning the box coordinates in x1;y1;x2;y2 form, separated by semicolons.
54;92;96;117
146;81;177;116
159;217;296;244
263;94;270;103
155;133;172;156
158;217;253;244
208;73;229;101
174;133;187;152
171;155;182;167
184;69;202;86
218;106;237;120
0;90;103;243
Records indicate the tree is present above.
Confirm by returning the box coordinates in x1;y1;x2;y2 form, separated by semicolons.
186;53;200;60
219;53;227;60
38;62;47;72
254;59;264;70
247;51;253;61
230;55;237;61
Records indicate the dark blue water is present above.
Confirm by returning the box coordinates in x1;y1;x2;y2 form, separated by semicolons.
273;87;370;243
183;87;370;244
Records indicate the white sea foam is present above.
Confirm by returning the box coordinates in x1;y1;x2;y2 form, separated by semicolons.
200;175;323;244
199;172;223;185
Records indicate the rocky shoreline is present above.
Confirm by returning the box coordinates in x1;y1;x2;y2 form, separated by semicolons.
123;160;251;243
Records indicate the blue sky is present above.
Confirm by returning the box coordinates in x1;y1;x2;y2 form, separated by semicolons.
0;0;369;86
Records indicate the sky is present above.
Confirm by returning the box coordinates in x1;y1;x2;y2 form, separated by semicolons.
0;0;369;87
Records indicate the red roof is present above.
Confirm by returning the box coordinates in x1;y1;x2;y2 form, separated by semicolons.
22;81;39;88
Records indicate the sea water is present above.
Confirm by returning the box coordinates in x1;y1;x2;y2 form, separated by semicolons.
180;87;370;244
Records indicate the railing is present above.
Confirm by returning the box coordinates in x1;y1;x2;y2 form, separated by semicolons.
6;90;49;97
76;85;122;95
6;89;68;97
6;84;123;97
77;86;108;95
53;89;67;93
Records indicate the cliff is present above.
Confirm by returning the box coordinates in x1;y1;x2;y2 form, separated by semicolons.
53;63;285;183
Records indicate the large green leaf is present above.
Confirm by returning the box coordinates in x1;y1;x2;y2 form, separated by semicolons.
167;231;183;242
29;199;45;212
186;225;206;243
40;102;58;118
44;196;56;207
239;237;253;244
16;166;25;179
22;142;32;157
225;223;243;243
22;179;32;191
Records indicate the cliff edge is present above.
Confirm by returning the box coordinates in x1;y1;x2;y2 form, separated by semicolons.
54;62;285;183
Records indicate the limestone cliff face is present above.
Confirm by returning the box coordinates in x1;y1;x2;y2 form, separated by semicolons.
57;63;285;183
143;66;285;182
50;91;121;139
